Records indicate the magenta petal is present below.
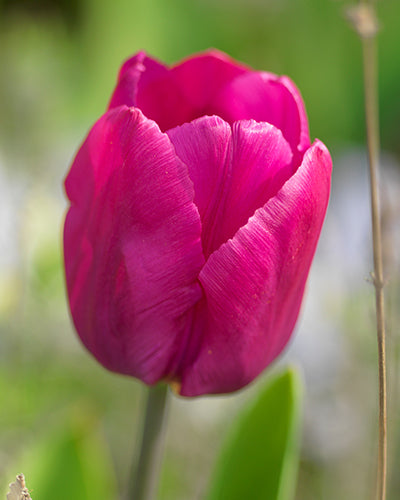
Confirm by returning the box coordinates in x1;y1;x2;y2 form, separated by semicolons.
179;141;332;396
220;120;294;250
111;50;249;132
64;106;204;384
169;50;248;115
168;117;293;257
108;52;168;110
167;116;233;257
213;71;310;159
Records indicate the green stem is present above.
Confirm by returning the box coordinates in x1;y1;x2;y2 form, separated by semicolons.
125;384;170;500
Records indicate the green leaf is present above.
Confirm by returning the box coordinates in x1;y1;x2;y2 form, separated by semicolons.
205;367;303;500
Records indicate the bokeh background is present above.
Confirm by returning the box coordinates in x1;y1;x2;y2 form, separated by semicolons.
1;0;399;498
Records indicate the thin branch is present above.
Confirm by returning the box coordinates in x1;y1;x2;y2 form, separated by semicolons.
347;3;387;499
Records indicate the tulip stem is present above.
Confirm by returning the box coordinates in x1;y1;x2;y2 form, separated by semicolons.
349;2;387;499
126;383;170;500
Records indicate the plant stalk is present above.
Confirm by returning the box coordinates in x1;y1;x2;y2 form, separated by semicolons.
358;4;387;500
125;383;170;500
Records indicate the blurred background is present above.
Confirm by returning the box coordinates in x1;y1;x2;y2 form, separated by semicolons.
0;0;399;498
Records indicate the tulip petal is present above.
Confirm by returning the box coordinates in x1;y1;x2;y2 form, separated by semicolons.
167;116;232;257
167;50;248;119
109;50;248;131
213;72;310;161
179;141;332;396
108;51;168;110
64;106;204;384
167;116;293;257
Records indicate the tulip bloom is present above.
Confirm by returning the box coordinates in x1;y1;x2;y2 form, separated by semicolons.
64;50;331;396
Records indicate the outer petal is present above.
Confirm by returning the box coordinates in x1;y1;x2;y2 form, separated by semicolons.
179;141;332;396
64;106;204;384
212;72;310;161
167;116;293;258
109;50;249;132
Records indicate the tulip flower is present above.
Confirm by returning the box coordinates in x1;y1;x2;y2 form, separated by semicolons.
64;50;332;396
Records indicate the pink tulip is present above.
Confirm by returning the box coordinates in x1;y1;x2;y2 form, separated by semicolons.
64;50;332;396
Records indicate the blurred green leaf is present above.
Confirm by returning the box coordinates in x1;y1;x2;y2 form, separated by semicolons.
3;409;117;500
205;367;303;500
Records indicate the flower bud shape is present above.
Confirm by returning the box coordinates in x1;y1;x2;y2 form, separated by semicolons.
64;50;332;396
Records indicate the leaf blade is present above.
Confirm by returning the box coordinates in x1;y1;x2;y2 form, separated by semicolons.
205;366;303;500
